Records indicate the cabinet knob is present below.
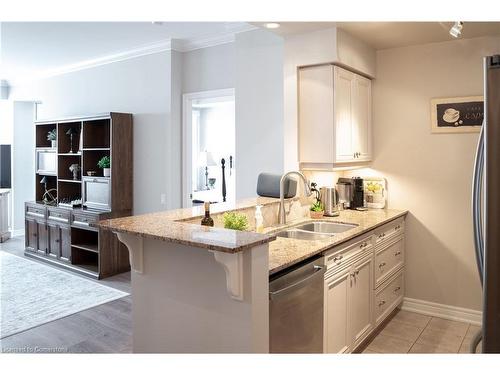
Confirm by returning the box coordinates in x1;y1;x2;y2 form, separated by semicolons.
394;251;402;256
378;300;386;307
394;286;401;292
379;262;386;268
331;255;343;264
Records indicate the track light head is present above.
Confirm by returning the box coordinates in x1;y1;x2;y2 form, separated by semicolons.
450;22;464;38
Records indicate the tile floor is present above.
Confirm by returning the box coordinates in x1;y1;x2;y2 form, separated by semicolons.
363;310;481;353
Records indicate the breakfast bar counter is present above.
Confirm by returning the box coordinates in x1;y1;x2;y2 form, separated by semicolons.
97;196;407;353
97;198;279;353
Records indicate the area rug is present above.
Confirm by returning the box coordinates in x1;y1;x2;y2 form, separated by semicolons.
0;252;129;339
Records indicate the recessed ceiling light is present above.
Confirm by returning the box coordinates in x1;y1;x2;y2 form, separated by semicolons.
450;21;463;38
264;23;280;29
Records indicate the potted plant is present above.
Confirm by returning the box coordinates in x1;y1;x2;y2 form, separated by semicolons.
310;201;324;219
223;212;248;231
47;129;57;148
97;156;111;177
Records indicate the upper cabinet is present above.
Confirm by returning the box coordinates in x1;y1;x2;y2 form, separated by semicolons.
298;64;372;168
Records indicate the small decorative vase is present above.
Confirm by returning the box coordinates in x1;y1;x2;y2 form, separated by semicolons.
51;140;57;148
103;168;111;177
310;210;324;219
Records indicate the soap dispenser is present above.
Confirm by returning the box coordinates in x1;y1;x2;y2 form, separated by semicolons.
255;205;264;233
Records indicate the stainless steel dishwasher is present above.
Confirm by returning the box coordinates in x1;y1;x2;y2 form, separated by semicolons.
269;255;325;353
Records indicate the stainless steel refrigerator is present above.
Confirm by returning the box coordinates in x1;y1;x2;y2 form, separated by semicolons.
472;54;500;353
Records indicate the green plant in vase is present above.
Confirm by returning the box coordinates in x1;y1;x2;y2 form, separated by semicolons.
47;129;57;148
223;212;249;231
97;156;111;177
310;200;324;219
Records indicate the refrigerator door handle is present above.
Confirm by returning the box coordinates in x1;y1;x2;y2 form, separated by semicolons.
472;124;485;287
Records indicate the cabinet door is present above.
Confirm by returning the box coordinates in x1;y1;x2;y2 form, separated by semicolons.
25;218;38;252
349;255;374;347
47;223;61;259
298;65;335;164
324;269;351;353
333;66;356;163
353;75;372;161
60;226;71;262
36;221;48;255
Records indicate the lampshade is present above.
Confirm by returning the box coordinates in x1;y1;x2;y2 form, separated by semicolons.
40;176;48;184
198;151;217;167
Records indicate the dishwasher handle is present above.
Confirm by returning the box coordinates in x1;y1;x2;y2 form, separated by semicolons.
269;265;324;300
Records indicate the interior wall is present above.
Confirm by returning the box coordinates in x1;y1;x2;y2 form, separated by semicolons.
235;29;285;199
10;51;175;215
182;43;235;93
373;35;500;310
12;101;35;232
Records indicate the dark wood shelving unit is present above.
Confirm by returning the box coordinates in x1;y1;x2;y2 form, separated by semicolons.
25;113;133;279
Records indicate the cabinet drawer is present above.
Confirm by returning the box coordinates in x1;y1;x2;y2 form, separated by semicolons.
325;234;373;274
47;207;70;224
375;269;404;326
375;235;404;287
26;203;46;219
72;212;98;229
374;217;404;247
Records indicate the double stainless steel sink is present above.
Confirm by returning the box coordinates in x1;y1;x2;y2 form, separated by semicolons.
275;221;358;241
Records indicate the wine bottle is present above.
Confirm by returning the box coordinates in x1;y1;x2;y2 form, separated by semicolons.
201;201;214;227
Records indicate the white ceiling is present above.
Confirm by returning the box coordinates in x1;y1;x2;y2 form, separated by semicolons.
3;21;500;85
256;22;500;50
0;22;255;84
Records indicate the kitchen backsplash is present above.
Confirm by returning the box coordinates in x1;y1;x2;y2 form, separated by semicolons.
183;196;314;230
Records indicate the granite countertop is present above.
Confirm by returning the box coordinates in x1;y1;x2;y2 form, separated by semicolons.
266;208;408;275
97;197;283;253
97;196;406;262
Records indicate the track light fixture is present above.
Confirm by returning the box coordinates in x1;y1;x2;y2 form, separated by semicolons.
450;22;464;38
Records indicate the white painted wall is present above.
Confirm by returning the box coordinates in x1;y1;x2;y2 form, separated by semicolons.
182;43;235;93
371;36;500;311
12;101;35;232
183;31;284;200
11;51;175;215
235;30;284;199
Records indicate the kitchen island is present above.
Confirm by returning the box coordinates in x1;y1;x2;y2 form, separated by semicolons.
98;197;407;353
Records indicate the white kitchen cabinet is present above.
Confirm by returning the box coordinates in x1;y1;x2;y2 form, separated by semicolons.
349;254;374;348
325;268;350;353
298;64;372;168
324;252;374;353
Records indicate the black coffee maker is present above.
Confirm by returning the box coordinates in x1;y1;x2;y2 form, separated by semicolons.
351;177;364;209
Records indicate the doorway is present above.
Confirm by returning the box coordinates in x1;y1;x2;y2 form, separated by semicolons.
182;89;235;208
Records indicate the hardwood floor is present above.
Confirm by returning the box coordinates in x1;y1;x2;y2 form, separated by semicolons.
0;236;132;353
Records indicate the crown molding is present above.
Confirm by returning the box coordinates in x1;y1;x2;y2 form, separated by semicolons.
172;23;258;52
10;23;259;86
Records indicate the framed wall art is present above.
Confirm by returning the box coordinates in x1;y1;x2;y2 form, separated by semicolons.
430;96;484;134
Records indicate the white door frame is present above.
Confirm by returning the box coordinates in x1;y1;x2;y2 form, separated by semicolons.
182;88;235;208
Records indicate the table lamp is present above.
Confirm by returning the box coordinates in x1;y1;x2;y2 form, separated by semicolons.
199;151;217;190
66;127;79;153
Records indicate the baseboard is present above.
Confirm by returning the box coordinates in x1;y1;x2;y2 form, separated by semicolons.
401;297;482;325
11;229;24;237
